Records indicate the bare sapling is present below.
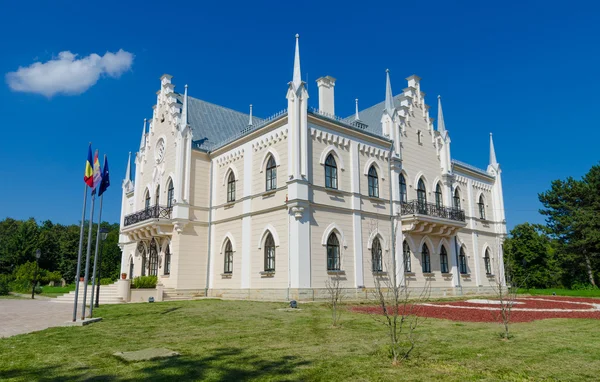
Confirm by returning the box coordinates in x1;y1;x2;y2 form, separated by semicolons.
325;273;345;327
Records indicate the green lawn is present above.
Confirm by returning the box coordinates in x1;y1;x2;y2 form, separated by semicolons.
38;284;76;298
1;300;599;381
518;288;600;297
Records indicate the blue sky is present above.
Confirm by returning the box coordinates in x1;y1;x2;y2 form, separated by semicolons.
1;0;598;230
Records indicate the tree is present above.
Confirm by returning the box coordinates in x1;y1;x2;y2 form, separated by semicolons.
369;218;430;365
325;274;345;327
503;223;560;289
539;164;600;287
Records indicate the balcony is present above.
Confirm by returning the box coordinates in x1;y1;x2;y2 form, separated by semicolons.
400;200;466;236
124;205;173;227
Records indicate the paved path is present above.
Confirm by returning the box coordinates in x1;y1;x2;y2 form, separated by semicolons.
0;298;73;338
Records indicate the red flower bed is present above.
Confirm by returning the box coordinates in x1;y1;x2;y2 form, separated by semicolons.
351;296;600;323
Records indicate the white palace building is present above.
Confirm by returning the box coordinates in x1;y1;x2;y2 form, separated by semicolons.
118;35;507;300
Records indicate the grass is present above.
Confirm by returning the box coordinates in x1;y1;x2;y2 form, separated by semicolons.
518;288;600;297
1;300;599;381
38;284;76;298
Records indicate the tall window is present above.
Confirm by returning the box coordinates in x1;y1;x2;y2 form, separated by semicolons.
227;171;236;202
326;233;340;271
138;242;146;276
421;244;431;273
155;186;160;205
167;179;174;208
403;240;411;273
265;155;277;191
264;233;275;272
484;249;492;275
148;239;159;276
144;191;151;211
417;130;422;145
224;240;233;274
129;257;134;279
435;184;443;208
478;195;486;220
324;154;338;189
371;238;382;272
368;166;379;198
453;188;461;210
459;247;468;274
417;179;427;214
399;174;407;203
440;245;449;273
164;244;171;275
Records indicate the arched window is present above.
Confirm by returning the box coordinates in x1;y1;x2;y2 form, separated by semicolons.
403;240;411;273
324;154;338;189
368;166;379;198
459;247;468;274
138;242;146;276
421;243;431;273
371;238;382;272
399;174;407;203
484;249;492;275
129;256;134;279
417;130;422;145
265;155;277;191
478;195;486;220
453;188;461;210
164;244;171;275
144;191;151;211
417;179;427;205
264;233;275;272
227;171;236;202
435;184;443;208
440;245;449;273
155;186;160;205
326;233;340;271
167;179;174;208
148;239;159;276
224;240;233;274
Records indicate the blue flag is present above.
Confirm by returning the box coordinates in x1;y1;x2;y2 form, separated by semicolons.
98;155;110;197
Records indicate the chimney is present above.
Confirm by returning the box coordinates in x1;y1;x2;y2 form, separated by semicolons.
316;76;336;116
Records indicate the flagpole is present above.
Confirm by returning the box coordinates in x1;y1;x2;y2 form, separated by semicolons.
72;184;88;322
89;193;103;318
81;192;96;321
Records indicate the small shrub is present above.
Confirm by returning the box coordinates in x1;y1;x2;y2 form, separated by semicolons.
0;275;10;295
131;275;157;289
9;279;32;293
571;282;599;291
100;278;114;285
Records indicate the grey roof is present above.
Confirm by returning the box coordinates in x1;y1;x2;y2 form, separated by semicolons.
185;95;264;150
343;95;404;137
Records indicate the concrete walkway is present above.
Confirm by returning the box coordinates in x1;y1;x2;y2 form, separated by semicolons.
0;298;74;338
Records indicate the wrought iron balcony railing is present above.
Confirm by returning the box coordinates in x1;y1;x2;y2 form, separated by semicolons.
124;205;173;227
400;200;466;222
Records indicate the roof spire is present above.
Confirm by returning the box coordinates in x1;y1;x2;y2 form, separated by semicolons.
292;34;302;90
385;69;394;116
183;84;189;126
437;95;446;133
355;98;360;121
140;118;147;149
489;133;498;166
125;151;132;182
248;104;253;126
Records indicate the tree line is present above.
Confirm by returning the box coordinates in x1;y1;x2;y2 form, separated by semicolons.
505;164;600;289
0;218;121;284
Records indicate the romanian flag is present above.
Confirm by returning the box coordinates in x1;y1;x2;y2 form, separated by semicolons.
92;150;102;193
84;144;94;187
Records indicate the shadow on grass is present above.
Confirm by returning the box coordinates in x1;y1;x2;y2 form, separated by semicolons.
0;347;310;381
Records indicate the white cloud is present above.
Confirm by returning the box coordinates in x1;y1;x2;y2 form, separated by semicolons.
5;49;134;97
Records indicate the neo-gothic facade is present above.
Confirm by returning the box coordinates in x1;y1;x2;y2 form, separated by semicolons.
118;36;507;300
